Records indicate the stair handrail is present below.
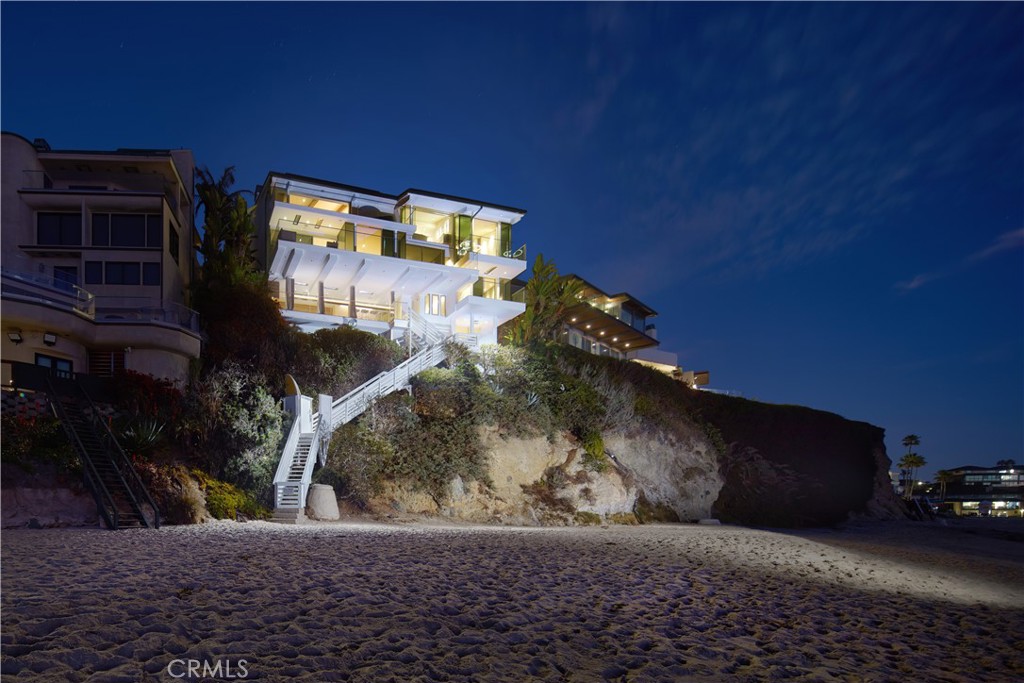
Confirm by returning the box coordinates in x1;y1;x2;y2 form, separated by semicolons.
295;412;322;508
272;413;303;487
409;309;445;348
78;384;161;529
45;376;120;530
330;342;445;427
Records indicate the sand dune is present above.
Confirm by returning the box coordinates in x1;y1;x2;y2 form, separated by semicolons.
2;520;1022;681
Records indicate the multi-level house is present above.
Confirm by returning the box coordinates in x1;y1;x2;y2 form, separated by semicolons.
932;463;1023;517
561;275;709;387
1;133;201;386
253;172;528;347
253;172;530;518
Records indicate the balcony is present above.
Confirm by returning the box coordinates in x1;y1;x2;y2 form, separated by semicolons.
467;277;526;303
94;298;200;333
1;267;95;318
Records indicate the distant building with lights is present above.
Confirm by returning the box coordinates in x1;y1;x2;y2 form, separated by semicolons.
933;463;1023;517
1;132;201;386
561;275;709;388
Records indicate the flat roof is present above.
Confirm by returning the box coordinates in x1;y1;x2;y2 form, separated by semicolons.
567;274;657;317
260;171;527;215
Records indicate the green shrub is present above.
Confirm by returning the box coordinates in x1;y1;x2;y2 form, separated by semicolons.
579;432;610;473
192;469;269;520
182;362;283;498
0;413;77;477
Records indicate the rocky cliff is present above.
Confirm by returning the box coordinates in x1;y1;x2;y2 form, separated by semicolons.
370;391;901;528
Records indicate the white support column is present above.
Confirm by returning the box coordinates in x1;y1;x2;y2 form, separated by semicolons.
285;278;295;310
317;282;325;315
349;286;357;319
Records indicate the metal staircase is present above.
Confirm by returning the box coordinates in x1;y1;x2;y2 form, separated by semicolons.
46;376;160;530
271;311;458;516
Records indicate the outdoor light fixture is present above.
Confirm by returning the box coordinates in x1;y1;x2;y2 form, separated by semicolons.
43;332;57;346
7;331;23;345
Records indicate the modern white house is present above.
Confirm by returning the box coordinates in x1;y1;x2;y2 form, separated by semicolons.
253;172;530;519
561;275;709;388
1;132;201;387
253;172;528;348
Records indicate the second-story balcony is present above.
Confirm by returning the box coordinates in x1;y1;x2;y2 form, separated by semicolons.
1;267;200;334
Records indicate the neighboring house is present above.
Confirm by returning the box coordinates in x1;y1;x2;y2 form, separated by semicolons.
1;132;201;386
934;463;1023;517
252;172;528;347
561;275;709;388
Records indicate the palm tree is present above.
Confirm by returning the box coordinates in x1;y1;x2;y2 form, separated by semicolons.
902;434;921;457
504;254;584;346
899;453;927;500
934;469;955;501
194;166;259;289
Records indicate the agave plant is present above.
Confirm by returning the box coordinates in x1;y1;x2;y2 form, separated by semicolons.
119;418;166;457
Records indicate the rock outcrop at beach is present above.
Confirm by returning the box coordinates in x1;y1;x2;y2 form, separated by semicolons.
696;393;904;527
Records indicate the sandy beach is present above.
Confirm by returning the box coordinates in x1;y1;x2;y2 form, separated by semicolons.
2;519;1022;682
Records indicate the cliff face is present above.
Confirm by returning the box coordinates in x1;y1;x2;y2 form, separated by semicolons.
371;393;901;529
371;423;722;525
693;392;903;527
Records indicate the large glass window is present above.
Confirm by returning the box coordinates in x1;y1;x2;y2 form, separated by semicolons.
105;262;140;285
354;226;382;255
92;213;161;247
37;213;82;246
472;219;500;256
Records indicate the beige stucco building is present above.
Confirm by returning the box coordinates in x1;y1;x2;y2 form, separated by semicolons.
1;132;201;385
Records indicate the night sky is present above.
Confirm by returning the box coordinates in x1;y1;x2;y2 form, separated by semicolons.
3;2;1021;479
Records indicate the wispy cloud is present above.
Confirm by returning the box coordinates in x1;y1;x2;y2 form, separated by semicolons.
544;4;1022;296
896;228;1024;292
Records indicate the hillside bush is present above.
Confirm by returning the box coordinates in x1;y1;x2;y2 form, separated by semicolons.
182;361;282;498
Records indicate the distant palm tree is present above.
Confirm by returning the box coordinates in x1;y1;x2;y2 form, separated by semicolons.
996;459;1016;468
902;434;921;456
899;453;927;500
934;469;955;501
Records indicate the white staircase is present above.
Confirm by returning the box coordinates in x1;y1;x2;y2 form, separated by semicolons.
271;311;456;515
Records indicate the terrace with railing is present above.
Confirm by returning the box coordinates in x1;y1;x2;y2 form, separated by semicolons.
1;267;199;332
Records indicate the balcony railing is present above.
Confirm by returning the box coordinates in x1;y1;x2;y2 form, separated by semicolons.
458;241;527;261
1;267;95;317
95;300;200;332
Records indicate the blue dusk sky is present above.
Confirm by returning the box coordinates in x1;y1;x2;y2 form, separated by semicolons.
2;2;1021;479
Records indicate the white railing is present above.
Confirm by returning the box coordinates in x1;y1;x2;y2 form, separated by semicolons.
408;309;446;349
272;412;321;509
330;343;445;427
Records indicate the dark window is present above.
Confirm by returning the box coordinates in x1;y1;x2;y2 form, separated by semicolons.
35;353;72;379
142;262;160;286
37;213;81;246
105;262;140;285
53;266;78;292
169;225;180;264
92;213;110;246
85;261;103;285
110;214;147;247
146;215;162;248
